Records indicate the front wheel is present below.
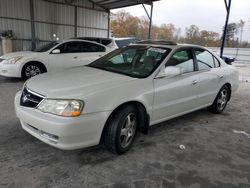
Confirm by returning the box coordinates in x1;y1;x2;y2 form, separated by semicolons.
208;85;230;114
104;105;138;154
22;63;45;79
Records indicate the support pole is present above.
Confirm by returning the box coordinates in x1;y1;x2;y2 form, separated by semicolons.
142;2;153;40
107;10;110;38
30;0;36;50
148;3;153;40
74;6;77;37
220;0;232;58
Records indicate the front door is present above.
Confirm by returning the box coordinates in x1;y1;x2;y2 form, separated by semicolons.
152;48;199;124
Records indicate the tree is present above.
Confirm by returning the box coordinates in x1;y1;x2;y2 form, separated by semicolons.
110;11;140;37
222;22;237;47
185;25;200;43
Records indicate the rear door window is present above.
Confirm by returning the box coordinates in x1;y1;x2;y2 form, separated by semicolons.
194;49;215;70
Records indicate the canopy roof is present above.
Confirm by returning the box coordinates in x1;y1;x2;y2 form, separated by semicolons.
91;0;159;10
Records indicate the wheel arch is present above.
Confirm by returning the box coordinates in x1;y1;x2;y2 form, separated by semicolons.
223;82;232;101
100;100;150;144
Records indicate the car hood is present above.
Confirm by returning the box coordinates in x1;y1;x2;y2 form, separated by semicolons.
0;51;38;59
26;66;135;98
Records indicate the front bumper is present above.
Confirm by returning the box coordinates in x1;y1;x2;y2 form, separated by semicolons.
15;91;111;150
0;62;22;78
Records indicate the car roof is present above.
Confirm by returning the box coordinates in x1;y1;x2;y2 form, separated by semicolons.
132;40;206;50
59;39;107;47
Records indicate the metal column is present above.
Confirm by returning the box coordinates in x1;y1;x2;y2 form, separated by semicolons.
142;1;153;39
74;6;77;37
220;0;232;57
30;0;36;50
107;10;110;38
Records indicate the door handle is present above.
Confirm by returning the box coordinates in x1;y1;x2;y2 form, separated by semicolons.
192;80;198;85
219;75;224;79
73;56;78;59
99;55;103;57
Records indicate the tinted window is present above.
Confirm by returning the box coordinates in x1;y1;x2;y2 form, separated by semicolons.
166;49;194;73
115;39;136;48
82;42;105;52
55;41;105;53
195;49;214;70
34;42;59;52
56;42;82;53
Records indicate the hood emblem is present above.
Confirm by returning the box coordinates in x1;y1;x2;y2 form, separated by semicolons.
22;94;30;103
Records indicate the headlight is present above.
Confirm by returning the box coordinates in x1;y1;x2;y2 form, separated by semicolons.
38;99;84;117
6;56;23;64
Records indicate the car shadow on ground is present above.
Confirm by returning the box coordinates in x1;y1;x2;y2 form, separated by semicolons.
75;108;212;160
0;76;24;83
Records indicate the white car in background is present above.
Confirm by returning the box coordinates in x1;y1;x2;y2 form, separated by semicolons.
0;39;115;79
15;41;239;154
74;37;137;48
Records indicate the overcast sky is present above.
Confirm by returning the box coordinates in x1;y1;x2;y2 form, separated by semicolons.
112;0;250;42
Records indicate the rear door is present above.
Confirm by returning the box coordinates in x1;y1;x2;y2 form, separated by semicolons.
193;48;224;106
152;48;200;123
77;41;107;63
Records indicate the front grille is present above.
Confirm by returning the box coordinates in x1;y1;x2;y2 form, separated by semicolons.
20;87;44;108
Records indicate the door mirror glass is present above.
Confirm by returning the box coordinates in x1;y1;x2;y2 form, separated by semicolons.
156;66;182;78
51;49;60;54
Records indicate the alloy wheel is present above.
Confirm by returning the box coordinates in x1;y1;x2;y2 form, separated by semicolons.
25;65;41;78
217;89;228;111
120;113;137;148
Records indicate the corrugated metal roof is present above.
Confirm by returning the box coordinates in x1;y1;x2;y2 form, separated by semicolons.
91;0;159;10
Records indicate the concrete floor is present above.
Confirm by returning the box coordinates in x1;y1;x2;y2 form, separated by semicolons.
0;64;250;188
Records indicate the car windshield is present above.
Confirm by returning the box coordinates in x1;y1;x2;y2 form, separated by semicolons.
88;45;171;78
34;42;59;52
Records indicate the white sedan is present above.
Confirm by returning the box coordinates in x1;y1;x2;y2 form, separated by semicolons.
15;41;239;154
0;39;115;79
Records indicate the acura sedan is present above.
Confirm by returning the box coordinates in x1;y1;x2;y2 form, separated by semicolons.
15;41;239;154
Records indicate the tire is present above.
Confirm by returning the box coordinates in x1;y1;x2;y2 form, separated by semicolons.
104;105;138;154
22;62;46;79
208;85;230;114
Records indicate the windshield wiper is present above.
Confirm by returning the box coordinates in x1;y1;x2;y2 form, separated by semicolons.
86;65;136;78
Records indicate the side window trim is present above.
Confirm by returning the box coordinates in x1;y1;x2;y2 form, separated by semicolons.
213;56;221;68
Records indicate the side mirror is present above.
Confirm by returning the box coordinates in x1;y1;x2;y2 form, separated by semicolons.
51;49;60;54
222;56;235;64
156;66;182;78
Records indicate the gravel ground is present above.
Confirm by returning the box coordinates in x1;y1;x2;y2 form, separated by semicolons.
0;63;250;188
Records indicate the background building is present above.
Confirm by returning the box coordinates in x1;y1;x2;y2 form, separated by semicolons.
0;0;109;55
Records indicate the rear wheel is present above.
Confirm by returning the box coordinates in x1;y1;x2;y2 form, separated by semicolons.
104;105;138;154
208;85;230;114
22;62;46;79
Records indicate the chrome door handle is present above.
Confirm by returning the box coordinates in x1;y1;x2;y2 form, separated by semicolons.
192;80;198;85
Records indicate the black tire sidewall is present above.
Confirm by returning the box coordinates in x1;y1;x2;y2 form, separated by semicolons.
107;105;138;154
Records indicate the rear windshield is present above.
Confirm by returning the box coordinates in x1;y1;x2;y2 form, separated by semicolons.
115;39;137;48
